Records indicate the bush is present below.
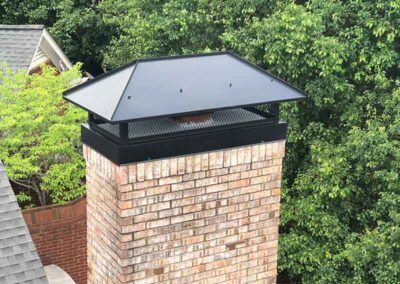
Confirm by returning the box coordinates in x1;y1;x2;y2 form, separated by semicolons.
0;64;86;207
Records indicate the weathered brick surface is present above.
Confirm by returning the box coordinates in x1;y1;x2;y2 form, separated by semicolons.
22;196;87;284
84;141;285;284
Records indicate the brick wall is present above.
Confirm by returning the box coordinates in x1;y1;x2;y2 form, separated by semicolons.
84;140;285;284
22;196;87;284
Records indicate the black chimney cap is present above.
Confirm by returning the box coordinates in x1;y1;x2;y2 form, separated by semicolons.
63;51;305;124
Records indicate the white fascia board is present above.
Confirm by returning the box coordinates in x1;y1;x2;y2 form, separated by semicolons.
41;29;73;70
27;30;44;74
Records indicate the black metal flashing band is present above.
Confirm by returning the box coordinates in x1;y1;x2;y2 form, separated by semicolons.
81;121;287;165
89;107;278;144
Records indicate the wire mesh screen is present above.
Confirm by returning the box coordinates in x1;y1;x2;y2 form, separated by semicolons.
97;123;120;137
97;108;268;140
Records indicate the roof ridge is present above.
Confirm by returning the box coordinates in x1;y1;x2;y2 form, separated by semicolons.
110;64;138;121
0;25;45;30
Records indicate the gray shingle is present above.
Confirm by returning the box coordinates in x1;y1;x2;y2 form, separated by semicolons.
0;161;48;283
0;218;25;231
0;25;44;72
0;201;20;213
0;194;16;204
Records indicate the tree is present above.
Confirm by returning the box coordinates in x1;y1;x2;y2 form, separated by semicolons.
2;0;400;281
223;1;400;282
47;0;113;75
0;0;110;75
99;0;285;68
101;1;400;282
279;99;400;282
0;64;86;207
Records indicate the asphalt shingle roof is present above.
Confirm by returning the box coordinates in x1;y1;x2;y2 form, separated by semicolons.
0;25;44;72
0;161;48;284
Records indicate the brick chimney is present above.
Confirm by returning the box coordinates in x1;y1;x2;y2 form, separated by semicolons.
84;141;284;283
63;52;305;283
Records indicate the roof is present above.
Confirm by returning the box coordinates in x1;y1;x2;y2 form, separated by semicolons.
0;25;44;72
0;25;72;73
0;161;48;284
63;51;305;123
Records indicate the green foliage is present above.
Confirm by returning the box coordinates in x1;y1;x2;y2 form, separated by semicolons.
230;1;400;282
2;0;400;281
98;2;400;281
0;0;57;25
99;0;286;68
0;64;86;207
280;117;400;283
47;0;112;75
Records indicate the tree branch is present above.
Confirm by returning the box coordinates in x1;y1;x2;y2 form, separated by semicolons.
11;179;34;190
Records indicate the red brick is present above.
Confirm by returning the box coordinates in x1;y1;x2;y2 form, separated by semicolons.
84;141;284;284
115;166;128;185
23;197;87;284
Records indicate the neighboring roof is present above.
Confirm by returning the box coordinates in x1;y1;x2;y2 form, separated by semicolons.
0;25;72;73
0;25;44;72
0;161;48;284
64;51;305;123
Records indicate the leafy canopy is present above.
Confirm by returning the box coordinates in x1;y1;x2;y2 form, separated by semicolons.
226;2;400;283
2;0;400;282
0;64;86;207
100;1;400;282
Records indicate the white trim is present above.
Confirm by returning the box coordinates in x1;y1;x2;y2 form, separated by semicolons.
27;31;44;74
28;28;73;73
42;29;73;69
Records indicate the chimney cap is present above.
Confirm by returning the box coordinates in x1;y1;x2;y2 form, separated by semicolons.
63;51;305;123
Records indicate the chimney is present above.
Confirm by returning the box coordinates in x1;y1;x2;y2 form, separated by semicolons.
64;52;305;283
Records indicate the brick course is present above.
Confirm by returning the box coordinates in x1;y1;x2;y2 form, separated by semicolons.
84;140;285;284
22;196;87;284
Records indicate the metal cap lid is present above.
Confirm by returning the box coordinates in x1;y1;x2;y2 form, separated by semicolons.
63;51;305;123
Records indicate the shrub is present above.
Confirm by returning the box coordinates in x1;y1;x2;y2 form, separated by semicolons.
0;64;86;207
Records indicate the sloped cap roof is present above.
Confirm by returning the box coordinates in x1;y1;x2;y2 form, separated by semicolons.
63;52;305;123
0;161;48;284
0;25;44;72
